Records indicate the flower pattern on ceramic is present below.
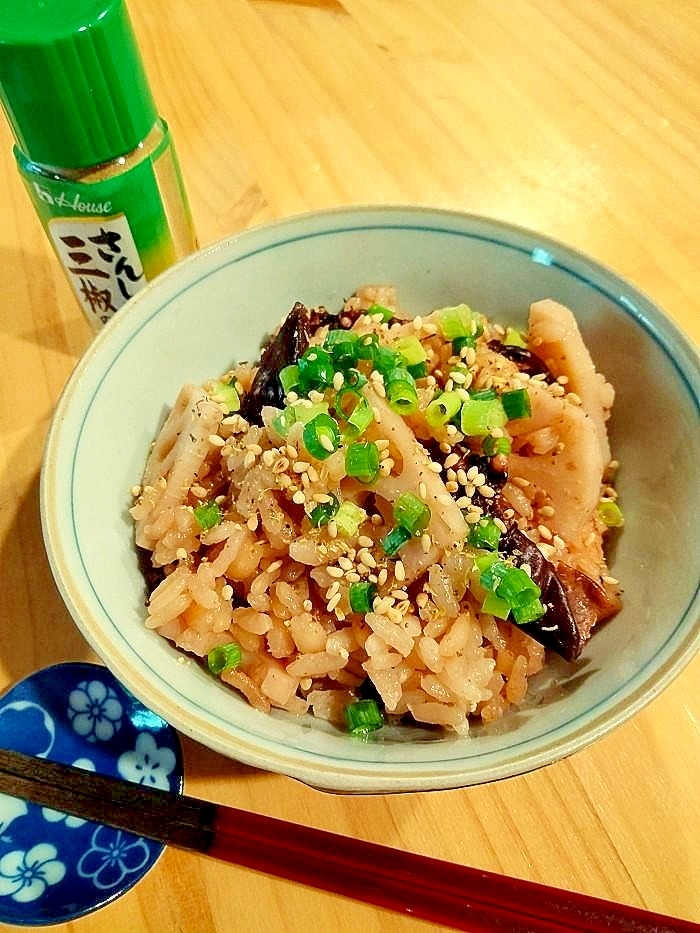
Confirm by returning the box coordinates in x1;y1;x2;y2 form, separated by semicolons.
118;732;176;790
0;663;182;925
77;826;151;891
0;844;66;903
68;680;123;743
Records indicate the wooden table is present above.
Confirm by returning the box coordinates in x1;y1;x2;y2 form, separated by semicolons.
1;1;699;930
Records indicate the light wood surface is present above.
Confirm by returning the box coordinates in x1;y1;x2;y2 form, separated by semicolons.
1;1;699;930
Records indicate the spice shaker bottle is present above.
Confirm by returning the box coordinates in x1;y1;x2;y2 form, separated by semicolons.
0;0;197;331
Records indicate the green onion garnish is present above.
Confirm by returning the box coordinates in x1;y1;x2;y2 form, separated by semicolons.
467;516;502;551
344;698;384;735
501;388;531;420
452;334;477;355
373;344;401;376
324;330;360;368
437;303;483;340
302;412;341;460
511;597;546;625
308;493;339;527
356;333;379;360
503;327;527;348
384;367;418;415
209;380;240;414
425;390;462;428
478;559;545;624
207;641;243;675
393;334;427;369
345;441;380;483
365;303;394;322
194;501;223;531
381;524;413;556
393;491;431;536
278;364;301;395
598;500;624;528
349;581;377;614
483;435;512;457
297;346;335;392
459;395;508;437
407;360;428;379
481;589;511;620
335;386;374;438
334;500;367;537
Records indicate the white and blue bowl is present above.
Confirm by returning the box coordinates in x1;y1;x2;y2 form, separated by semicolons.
41;207;700;793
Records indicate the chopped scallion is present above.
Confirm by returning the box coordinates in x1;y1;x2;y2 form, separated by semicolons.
344;698;384;735
302;412;341;460
334;500;367;537
437;304;483;340
597;500;624;528
297;347;335;392
393;491;431;535
503;327;527;348
209;380;240;414
452;334;477;354
467;516;502;551
384;367;418;415
425;390;462;428
207;641;242;675
349;581;377;614
278;364;301;395
345;440;381;483
194;501;223;531
393;334;427;368
365;303;394;322
459;395;508;437
335;387;374;438
483;435;512;457
308;493;339;527
381;524;412;556
501;387;532;420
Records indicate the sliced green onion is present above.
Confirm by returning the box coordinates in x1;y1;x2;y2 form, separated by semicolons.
335;387;374;438
303;413;341;460
356;333;379;360
407;360;428;379
297;346;335;391
324;330;359;368
503;326;527;348
308;493;339;527
437;304;484;340
384;367;418;414
481;590;511;620
494;566;540;607
278;364;301;395
393;491;431;536
207;641;242;674
459;395;508;437
452;334;477;355
271;406;296;438
598;499;624;528
469;387;497;400
394;334;427;368
194;501;223;531
372;344;399;376
349;581;377;614
292;401;330;425
501;388;531;420
209;380;240;413
511;597;546;625
345;440;380;483
344;368;368;390
344;697;384;735
381;524;413;556
483;435;512;457
365;303;394;322
467;516;502;551
335;500;367;537
425;391;462;428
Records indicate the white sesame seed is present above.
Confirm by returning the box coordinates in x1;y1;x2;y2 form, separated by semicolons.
327;580;341;598
338;556;354;571
326;565;344;579
327;592;342;612
303;599;313;612
333;372;345;391
421;532;432;553
176;547;188;561
603;575;620;586
419;481;428;500
357;535;374;549
451;370;467;384
428;461;443;473
319;435;335;453
394;560;406;582
359;548;377;569
243;451;256;469
537;542;557;559
444;452;460;469
247;514;259;532
537;524;553;541
221;584;233;600
345;571;361;583
292;490;307;505
293;460;310;473
466;465;479;482
445;480;459;493
327;520;338;539
553;534;566;549
480;485;496;499
377;568;389;586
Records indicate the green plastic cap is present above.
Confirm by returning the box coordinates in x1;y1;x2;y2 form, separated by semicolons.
0;0;158;169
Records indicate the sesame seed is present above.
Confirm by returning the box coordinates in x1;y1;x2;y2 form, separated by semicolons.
285;445;298;459
338;556;354;571
446;424;459;436
445;480;459;494
412;315;423;330
292;490;307;505
377;568;389;586
419;481;428;499
293;460;310;473
556;375;569;385
359;548;377;569
376;438;391;451
537;542;556;559
539;505;555;518
176;547;188;561
345;571;361;583
357;535;374;549
512;476;530;488
537;524;553;541
553;534;566;549
394;560;406;582
327;520;338;538
455;495;471;508
451;370;467;384
466;465;479;482
262;449;275;467
456;387;470;402
428;461;443;473
303;599;313;611
493;517;507;532
444;452;460;469
326;565;344;579
416;592;429;608
444;378;455;393
190;484;207;498
318;434;335;453
272;456;290;474
327;592;342;612
267;559;283;573
247;515;259;532
130;484;142;497
327;580;341;598
371;513;383;526
243;451;256;469
221;584;233;600
421;532;432;553
603;575;620;586
333;371;345;391
480;485;496;499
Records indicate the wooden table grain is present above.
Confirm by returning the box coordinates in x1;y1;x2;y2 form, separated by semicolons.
1;1;699;930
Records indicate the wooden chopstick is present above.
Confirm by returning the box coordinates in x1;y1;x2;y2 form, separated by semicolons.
0;747;696;933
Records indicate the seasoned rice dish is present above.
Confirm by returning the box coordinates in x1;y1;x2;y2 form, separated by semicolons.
130;287;622;736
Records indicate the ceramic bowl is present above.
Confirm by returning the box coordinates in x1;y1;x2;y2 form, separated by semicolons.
41;206;700;793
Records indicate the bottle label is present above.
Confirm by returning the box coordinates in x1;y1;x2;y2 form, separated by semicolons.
47;212;146;324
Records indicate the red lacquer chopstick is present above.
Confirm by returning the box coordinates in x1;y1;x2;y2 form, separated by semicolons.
0;747;696;933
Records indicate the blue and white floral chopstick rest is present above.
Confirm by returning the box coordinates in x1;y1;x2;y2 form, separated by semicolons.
0;662;183;925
